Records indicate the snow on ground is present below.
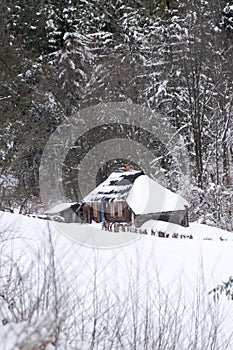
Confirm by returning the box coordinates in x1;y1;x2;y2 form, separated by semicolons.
0;211;233;349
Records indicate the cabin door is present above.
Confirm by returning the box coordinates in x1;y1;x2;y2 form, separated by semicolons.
83;205;93;224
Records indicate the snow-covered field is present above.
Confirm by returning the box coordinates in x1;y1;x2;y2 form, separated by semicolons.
0;211;233;349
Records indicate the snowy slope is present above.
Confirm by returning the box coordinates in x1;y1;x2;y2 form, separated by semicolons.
0;211;233;349
141;219;233;241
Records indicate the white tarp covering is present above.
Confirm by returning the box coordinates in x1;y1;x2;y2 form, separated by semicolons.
45;202;76;215
127;175;188;214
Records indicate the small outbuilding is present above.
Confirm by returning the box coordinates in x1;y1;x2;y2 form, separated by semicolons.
45;202;79;223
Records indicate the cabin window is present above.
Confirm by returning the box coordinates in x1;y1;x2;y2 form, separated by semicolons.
93;202;98;218
110;202;115;217
118;203;123;217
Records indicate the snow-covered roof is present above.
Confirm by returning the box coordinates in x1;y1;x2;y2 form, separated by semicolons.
83;170;144;202
45;202;76;215
126;175;188;214
83;171;188;213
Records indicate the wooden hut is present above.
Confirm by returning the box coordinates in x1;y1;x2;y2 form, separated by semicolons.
74;170;189;227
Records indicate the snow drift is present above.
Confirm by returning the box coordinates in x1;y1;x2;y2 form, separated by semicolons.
0;211;233;349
